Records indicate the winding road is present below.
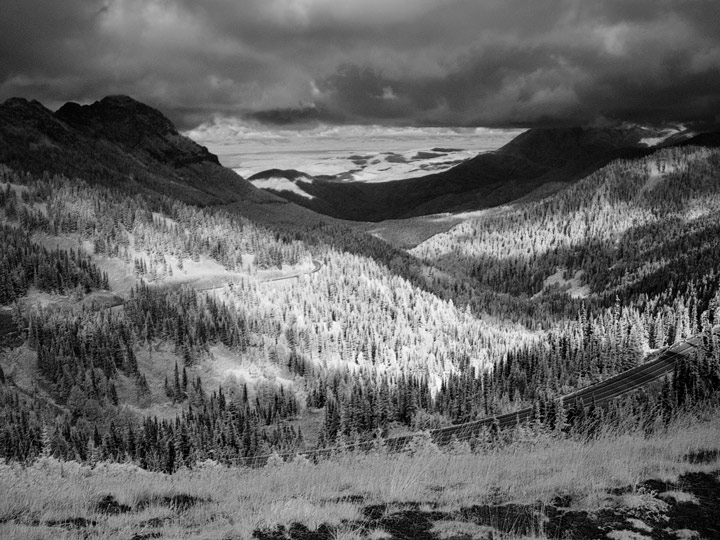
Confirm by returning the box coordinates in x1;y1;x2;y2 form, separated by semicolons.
262;259;323;283
427;334;709;446
233;326;718;465
194;259;323;294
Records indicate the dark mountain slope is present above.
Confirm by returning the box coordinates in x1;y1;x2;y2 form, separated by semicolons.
250;126;718;222
248;169;314;182
675;131;720;148
0;96;277;207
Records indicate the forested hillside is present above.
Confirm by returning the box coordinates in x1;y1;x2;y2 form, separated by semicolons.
242;125;664;221
2;145;719;470
0;96;271;207
415;147;720;297
1;97;719;475
416;146;720;324
0;164;540;468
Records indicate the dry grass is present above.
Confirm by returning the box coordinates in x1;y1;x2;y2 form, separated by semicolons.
1;410;718;539
431;520;497;539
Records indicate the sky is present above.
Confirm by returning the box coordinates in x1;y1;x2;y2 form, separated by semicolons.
2;0;720;129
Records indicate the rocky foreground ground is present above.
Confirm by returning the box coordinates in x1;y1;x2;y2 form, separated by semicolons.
254;453;719;540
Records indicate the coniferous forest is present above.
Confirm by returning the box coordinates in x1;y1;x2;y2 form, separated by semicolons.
1;143;720;473
6;0;720;534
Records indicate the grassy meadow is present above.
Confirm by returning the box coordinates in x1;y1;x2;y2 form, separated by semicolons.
1;407;719;540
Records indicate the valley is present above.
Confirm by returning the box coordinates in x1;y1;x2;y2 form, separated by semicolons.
200;124;704;223
1;96;719;540
187;121;522;182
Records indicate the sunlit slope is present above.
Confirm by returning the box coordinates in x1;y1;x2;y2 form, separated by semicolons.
235;126;698;222
413;146;720;301
0;166;537;416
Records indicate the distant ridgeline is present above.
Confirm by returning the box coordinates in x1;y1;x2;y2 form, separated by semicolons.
0;96;719;469
243;124;720;221
0;96;269;207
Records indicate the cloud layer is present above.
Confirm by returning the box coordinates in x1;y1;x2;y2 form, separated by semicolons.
2;0;720;128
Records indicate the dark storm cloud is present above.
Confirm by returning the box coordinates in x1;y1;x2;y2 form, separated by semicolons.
1;0;719;128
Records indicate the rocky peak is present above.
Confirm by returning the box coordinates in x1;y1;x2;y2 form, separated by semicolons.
0;97;70;140
56;95;176;143
50;95;219;167
2;97;43;111
0;95;254;205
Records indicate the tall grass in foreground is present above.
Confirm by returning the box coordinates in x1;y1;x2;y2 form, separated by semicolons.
1;408;719;540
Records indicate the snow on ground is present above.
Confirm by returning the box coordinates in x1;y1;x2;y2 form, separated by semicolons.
250;177;315;199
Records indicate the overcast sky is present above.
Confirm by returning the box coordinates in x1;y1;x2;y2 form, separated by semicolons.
2;0;720;129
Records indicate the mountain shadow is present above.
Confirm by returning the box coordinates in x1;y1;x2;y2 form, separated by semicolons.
249;126;719;222
0;96;274;207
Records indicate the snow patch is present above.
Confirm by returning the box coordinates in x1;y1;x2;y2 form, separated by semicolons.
251;177;314;199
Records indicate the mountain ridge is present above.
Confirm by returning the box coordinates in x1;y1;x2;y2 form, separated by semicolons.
2;97;720;539
5;95;715;224
246;124;719;221
0;96;274;207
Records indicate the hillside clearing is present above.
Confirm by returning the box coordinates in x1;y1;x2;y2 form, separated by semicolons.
534;267;591;299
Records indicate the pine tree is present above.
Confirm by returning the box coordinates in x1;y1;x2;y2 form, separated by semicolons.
173;362;182;401
554;399;568;436
109;383;119;406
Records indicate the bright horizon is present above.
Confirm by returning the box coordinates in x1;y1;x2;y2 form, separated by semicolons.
187;120;524;180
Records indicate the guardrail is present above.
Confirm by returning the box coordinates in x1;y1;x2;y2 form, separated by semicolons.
228;326;719;466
